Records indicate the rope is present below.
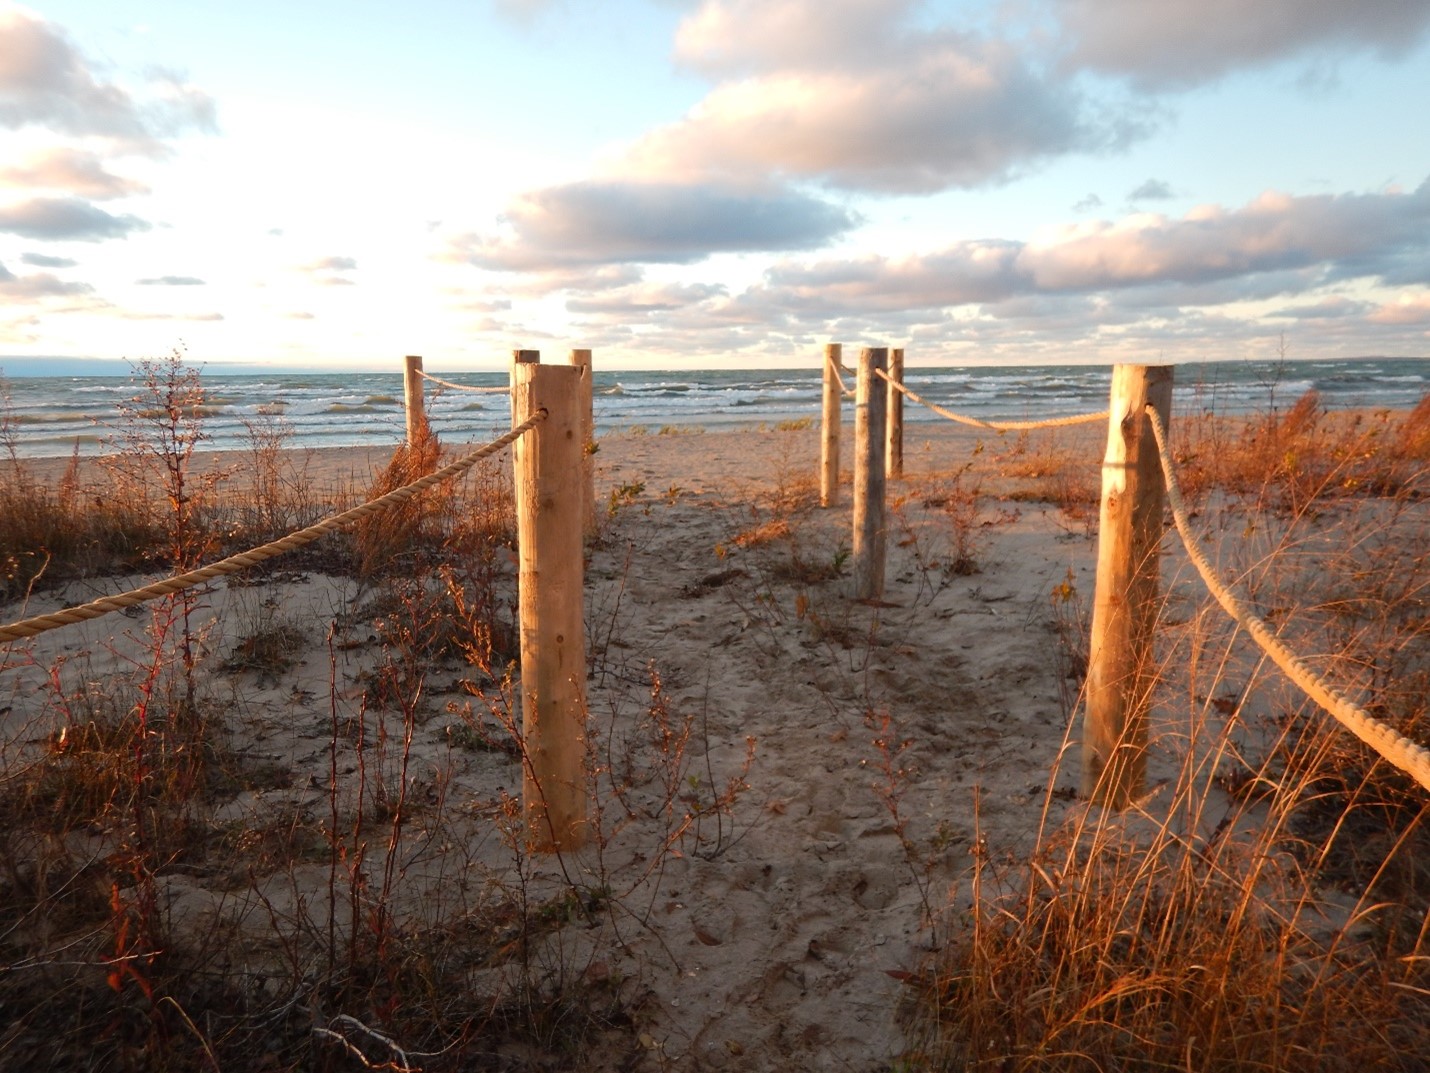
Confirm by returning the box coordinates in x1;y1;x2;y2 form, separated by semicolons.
874;369;1108;431
0;414;546;645
416;370;509;394
825;352;856;399
1146;405;1430;793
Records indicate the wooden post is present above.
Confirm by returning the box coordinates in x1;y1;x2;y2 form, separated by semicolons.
852;347;888;600
568;348;596;537
1082;364;1174;808
402;354;425;444
511;349;539;427
821;343;842;508
886;347;904;480
511;350;589;851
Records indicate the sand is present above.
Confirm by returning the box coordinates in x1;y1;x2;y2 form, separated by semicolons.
2;414;1414;1069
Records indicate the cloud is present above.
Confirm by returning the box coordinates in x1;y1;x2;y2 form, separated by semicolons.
0;196;150;240
305;255;358;272
673;0;917;75
1367;293;1430;326
491;0;568;22
20;251;76;267
1271;295;1372;320
300;255;358;285
1128;178;1173;201
1056;0;1430;89
0;6;215;150
632;10;1146;194
0;147;148;198
446;181;859;270
1073;193;1104;212
137;275;205;286
0;258;93;297
120;309;224;322
500;264;647;297
744;179;1430;314
566;281;728;316
1021;181;1430;291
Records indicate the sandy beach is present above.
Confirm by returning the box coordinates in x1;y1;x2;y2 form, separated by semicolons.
2;406;1425;1070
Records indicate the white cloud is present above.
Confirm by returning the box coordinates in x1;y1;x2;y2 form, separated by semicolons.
0;147;148;198
1367;293;1430;326
673;0;916;74
633;3;1148;194
0;5;214;151
566;281;728;315
299;256;359;286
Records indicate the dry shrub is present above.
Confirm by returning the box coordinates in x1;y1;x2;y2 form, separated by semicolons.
0;431;161;600
353;417;444;576
1178;389;1426;507
1396;392;1430;461
733;518;793;548
995;429;1100;526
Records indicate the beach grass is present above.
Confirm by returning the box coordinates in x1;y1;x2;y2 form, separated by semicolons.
0;358;1427;1071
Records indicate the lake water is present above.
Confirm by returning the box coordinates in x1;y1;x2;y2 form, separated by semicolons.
1;358;1424;459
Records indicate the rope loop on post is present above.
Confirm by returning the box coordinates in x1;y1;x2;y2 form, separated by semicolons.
1145;404;1430;793
825;349;856;398
0;413;547;645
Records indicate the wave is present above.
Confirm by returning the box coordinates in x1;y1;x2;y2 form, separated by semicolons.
9;412;86;425
324;403;380;414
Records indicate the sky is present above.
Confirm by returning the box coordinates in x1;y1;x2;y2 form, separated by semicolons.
2;0;1429;371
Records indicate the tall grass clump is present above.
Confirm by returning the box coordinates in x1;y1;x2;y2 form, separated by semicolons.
903;391;1430;1071
0;384;156;602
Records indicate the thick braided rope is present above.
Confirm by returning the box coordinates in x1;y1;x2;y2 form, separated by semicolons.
825;352;857;399
874;368;1108;431
1146;405;1430;792
416;370;510;394
0;414;545;645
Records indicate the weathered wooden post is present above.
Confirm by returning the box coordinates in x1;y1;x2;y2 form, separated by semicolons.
511;349;539;426
568;348;596;537
1082;364;1174;807
852;346;888;600
886;347;904;480
403;354;426;444
821;343;842;508
511;349;589;851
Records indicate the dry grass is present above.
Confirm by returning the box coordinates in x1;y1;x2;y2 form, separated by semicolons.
899;391;1430;1071
1;357;1427;1071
